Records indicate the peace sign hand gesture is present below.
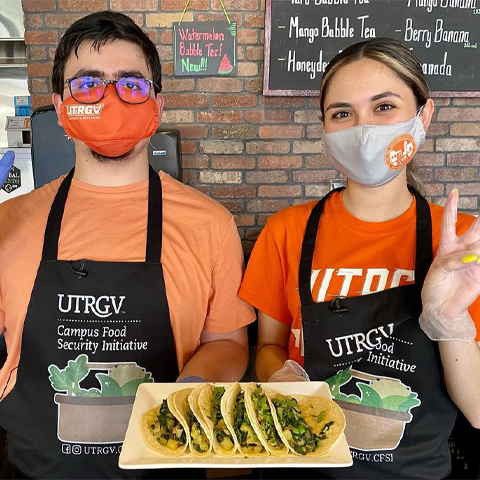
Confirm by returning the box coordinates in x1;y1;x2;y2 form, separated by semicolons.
419;189;480;343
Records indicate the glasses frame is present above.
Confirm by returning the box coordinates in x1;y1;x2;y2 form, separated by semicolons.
64;76;158;105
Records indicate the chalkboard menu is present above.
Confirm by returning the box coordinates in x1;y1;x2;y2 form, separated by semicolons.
174;21;237;76
264;0;480;96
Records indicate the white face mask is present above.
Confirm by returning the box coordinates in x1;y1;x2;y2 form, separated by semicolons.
321;112;426;188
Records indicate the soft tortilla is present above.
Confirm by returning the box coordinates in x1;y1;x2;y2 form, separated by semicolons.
244;383;288;457
223;383;267;457
198;384;237;456
266;391;346;456
139;404;188;457
170;387;212;457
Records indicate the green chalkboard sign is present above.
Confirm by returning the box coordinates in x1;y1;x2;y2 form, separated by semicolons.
174;21;237;76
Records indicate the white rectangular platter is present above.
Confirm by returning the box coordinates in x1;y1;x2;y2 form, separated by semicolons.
119;381;352;469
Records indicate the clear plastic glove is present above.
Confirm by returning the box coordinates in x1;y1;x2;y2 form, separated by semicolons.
420;189;480;343
267;360;310;382
0;151;14;187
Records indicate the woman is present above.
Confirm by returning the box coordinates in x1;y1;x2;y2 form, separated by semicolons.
239;38;480;479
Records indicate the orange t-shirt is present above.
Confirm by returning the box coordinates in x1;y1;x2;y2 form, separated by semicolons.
0;171;255;397
239;191;480;366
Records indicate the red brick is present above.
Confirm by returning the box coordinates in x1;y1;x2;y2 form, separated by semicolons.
145;29;158;43
212;126;256;139
199;171;242;184
305;155;329;168
163;94;208;108
28;62;53;77
157;45;173;62
160;30;173;44
196;13;242;24
111;0;158;10
217;200;244;213
419;169;432;182
293;140;323;154
418;139;433;152
450;123;480;136
127;14;144;26
238;29;258;44
25;30;58;45
430;97;450;106
162;110;194;123
212;156;256;169
246;141;291;154
246;46;263;61
245;78;263;93
212;94;256;108
26;14;44;28
31;78;48;93
246;171;288;184
457;197;478;210
214;0;258;10
246;199;290;212
426;123;448;137
182;171;197;185
447;153;480;166
245;110;291;123
28;46;47;61
305;185;330;197
45;14;85;28
182;155;209;169
434;168;479;182
197;111;243;123
452;98;480;106
59;0;107;10
238;62;259;76
197;78;243;93
258;186;302;197
245;13;265;28
162;62;174;76
234;214;255;227
437;138;480;152
162;78;195;92
437;108;480;122
306;125;323;139
245;228;262;242
260;97;307;108
212;186;256;198
258;156;302;169
294;110;321;123
414;153;445;167
161;0;207;8
445;183;480;195
293;170;337;183
201;140;244;154
259;125;304;139
424;183;444;197
31;94;53;108
172;125;208;138
48;47;57;60
22;0;56;11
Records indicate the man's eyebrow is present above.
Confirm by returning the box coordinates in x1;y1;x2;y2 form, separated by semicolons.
114;70;147;79
325;102;352;112
370;91;402;102
70;69;104;79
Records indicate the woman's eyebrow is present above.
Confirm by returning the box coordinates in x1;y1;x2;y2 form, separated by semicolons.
325;101;352;112
370;91;402;102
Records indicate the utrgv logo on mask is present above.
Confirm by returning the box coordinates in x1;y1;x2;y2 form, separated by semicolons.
65;104;104;120
58;294;125;318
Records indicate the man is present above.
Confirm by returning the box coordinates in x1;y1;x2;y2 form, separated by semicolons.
0;11;254;478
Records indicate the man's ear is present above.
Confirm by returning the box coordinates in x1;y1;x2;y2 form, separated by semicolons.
155;93;164;125
52;93;63;128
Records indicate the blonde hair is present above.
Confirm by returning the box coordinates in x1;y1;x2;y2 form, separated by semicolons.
319;38;430;195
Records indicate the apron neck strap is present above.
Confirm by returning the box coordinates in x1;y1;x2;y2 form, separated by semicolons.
42;165;163;263
298;186;433;306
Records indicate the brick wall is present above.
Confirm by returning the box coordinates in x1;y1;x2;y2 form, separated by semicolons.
22;0;480;252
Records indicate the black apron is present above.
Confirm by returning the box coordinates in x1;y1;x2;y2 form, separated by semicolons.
0;167;179;478
299;188;457;479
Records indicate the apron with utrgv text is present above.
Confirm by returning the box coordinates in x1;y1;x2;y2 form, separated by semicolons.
300;187;457;479
0;166;179;478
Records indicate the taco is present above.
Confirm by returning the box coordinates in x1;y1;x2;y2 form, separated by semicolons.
169;387;212;457
245;383;288;456
223;383;267;457
198;384;236;455
140;398;188;456
266;392;346;456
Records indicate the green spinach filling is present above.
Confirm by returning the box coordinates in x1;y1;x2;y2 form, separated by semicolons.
251;386;283;449
186;408;210;452
233;391;264;454
150;399;186;450
210;386;234;450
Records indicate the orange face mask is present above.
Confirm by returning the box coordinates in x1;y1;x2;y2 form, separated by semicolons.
60;86;159;157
